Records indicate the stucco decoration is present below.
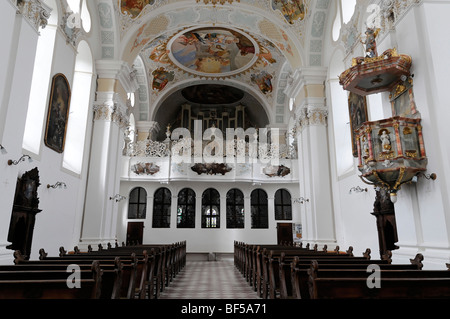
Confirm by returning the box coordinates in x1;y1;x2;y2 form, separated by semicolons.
15;0;51;31
271;0;307;25
98;1;116;59
120;0;156;19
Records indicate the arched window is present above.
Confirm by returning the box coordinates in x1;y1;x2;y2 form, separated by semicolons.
177;188;195;228
332;0;357;41
22;0;58;155
128;187;147;219
153;188;172;228
226;189;244;229
67;0;91;33
329;49;353;176
63;40;93;174
202;188;220;228
274;189;292;220
251;189;268;229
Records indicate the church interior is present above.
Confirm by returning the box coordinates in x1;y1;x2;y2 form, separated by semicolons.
1;0;450;300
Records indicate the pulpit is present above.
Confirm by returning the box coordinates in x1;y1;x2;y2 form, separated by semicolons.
339;27;433;257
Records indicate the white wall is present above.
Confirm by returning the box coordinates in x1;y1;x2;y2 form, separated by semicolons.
0;2;97;264
118;181;300;254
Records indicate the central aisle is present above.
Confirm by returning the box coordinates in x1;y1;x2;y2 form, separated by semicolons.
159;259;261;299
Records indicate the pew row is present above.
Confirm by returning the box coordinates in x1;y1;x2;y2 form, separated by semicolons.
2;241;186;299
307;260;450;299
234;241;450;300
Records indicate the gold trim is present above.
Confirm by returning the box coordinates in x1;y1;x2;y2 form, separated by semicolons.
393;167;406;190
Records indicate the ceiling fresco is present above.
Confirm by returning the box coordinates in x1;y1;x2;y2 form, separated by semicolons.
140;26;284;105
169;27;258;76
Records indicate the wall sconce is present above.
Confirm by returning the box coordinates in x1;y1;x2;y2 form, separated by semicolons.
110;194;126;202
47;182;67;189
349;186;368;194
294;197;309;204
411;172;437;183
8;154;32;166
0;144;7;155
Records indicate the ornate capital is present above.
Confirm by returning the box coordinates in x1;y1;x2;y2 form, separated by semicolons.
295;97;328;132
16;0;52;31
93;93;130;130
307;106;328;126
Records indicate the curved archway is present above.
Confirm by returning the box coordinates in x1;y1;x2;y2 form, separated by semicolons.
150;79;272;140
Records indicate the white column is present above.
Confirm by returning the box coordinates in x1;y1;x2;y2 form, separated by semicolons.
288;67;336;247
79;60;138;249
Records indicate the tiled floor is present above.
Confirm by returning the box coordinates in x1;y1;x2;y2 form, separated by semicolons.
159;259;260;299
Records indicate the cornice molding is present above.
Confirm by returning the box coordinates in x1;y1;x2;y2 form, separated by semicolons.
96;60;139;93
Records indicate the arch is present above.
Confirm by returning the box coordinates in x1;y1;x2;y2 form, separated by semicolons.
149;78;272;132
152;187;172;228
226;188;245;229
251;189;268;229
202;188;220;228
128;187;147;219
177;188;196;228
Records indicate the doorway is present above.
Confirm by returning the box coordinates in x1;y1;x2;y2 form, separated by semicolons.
126;222;144;245
277;223;293;245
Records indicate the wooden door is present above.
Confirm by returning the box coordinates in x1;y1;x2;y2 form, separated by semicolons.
126;222;144;245
277;223;293;245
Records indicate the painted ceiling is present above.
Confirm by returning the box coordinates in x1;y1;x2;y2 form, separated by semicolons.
95;0;332;129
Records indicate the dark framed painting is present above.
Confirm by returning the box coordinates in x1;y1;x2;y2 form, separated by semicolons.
44;73;71;153
348;92;368;157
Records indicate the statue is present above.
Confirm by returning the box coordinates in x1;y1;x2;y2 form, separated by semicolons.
380;129;391;151
361;27;380;58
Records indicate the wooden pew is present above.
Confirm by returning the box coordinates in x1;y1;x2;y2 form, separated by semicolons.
290;253;425;299
307;260;450;299
7;240;186;300
16;249;141;299
266;247;377;299
0;259;102;299
62;241;186;299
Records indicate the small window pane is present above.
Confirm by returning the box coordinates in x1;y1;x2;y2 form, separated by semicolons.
177;188;195;228
202;189;220;228
251;189;268;229
226;189;244;229
128;187;147;219
153;188;171;228
275;189;292;220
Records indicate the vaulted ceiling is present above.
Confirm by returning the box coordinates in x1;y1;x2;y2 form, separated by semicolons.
94;0;334;135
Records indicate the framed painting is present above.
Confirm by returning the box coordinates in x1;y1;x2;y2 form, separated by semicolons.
348;92;368;157
44;73;71;153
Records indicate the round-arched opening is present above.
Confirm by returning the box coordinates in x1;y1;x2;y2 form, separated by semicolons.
152;83;270;141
